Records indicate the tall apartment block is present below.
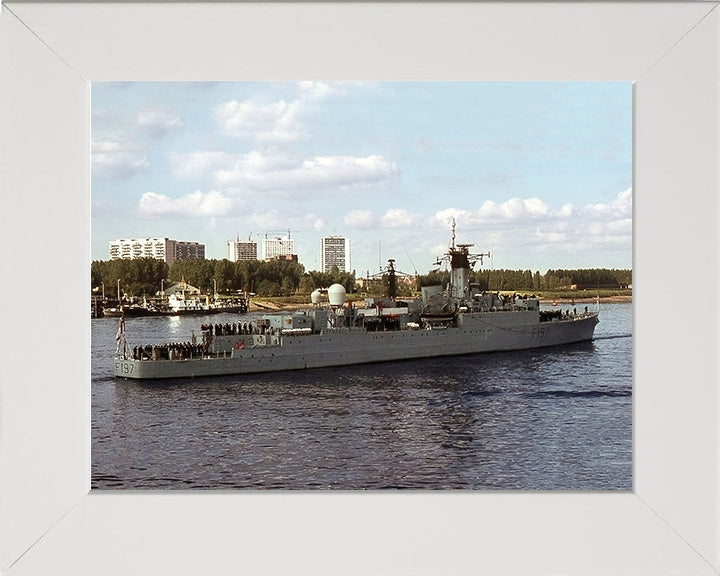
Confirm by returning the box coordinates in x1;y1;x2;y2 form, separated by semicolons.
227;236;258;262
263;235;295;260
321;236;351;273
108;238;205;266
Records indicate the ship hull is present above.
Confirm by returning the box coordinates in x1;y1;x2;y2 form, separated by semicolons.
114;311;599;380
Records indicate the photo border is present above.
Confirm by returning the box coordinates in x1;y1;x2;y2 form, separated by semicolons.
1;2;718;574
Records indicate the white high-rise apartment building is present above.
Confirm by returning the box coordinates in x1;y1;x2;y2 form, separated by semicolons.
109;238;205;266
321;236;351;273
263;235;295;260
227;236;258;262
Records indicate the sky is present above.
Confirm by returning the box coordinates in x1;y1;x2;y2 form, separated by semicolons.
91;81;632;276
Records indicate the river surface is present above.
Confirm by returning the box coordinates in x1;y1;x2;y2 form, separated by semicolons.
91;302;632;490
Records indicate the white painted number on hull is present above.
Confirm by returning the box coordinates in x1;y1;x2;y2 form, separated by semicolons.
532;326;548;340
116;362;134;375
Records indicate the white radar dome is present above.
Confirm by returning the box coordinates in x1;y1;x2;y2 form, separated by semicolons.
311;289;322;304
327;283;347;307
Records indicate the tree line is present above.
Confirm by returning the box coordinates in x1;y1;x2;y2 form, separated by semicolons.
91;258;357;299
418;267;632;292
92;258;631;299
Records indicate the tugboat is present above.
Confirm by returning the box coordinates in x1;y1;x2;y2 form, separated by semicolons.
114;224;599;380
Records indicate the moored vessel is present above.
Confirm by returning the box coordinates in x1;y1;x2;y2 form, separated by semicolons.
103;304;164;317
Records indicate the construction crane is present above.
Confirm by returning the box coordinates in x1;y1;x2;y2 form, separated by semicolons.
231;232;261;242
265;229;299;239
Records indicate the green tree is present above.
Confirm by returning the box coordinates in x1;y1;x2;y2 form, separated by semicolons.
214;259;235;293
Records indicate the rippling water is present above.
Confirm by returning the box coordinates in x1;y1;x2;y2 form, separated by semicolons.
92;302;632;490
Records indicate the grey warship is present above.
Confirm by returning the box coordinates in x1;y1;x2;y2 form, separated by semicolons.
114;228;599;380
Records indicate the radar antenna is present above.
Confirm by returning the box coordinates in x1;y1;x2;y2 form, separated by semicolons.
434;219;491;300
438;218;489;268
367;258;415;299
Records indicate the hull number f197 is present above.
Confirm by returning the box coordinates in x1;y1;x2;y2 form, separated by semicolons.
532;326;548;340
116;361;135;375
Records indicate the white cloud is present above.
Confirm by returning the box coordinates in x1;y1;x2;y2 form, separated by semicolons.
381;208;422;229
137;109;183;137
245;209;282;231
215;82;351;145
344;209;375;228
587;187;632;218
588;222;604;236
297;81;348;101
523;197;551;217
92;140;120;153
430;188;632;263
606;217;632;234
176;150;398;194
297;155;398;189
216;99;304;143
332;188;631;274
435;190;630;231
535;222;570;244
138;190;235;218
479;197;550;220
435;208;471;227
558;203;575;218
343;208;427;233
92;140;149;179
170;151;231;180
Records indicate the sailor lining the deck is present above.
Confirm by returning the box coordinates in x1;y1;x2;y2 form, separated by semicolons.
132;341;207;361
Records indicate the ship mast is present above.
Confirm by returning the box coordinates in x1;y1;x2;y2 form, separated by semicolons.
387;258;398;299
444;218;490;301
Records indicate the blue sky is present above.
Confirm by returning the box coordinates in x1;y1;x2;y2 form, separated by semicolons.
92;81;632;276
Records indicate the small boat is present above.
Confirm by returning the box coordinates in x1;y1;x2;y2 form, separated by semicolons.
103;304;163;318
166;293;209;315
207;297;249;314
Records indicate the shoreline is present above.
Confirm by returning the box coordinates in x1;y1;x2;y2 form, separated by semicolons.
539;295;632;304
249;294;632;312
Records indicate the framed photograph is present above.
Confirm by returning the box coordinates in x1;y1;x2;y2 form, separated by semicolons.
1;2;718;575
90;79;633;492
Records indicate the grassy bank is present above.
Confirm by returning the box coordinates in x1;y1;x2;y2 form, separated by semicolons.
249;289;632;311
531;289;632;303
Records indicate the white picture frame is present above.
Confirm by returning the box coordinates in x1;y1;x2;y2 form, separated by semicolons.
1;2;718;574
